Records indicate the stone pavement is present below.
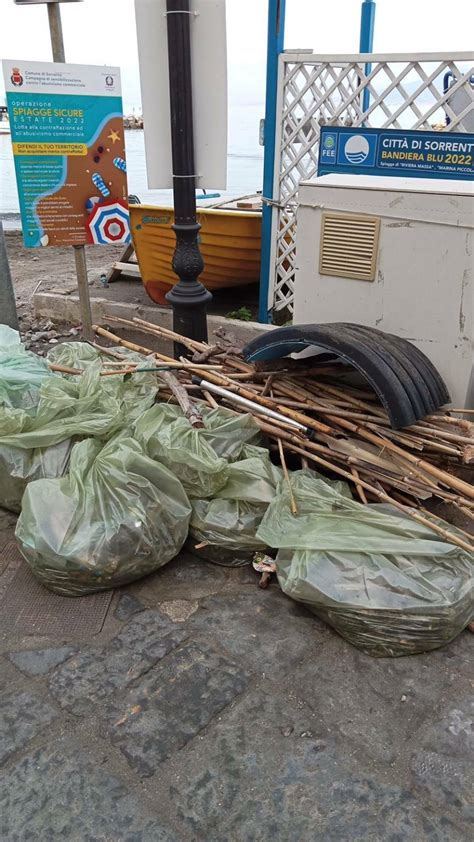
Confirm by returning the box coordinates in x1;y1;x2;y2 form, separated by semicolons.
0;508;472;841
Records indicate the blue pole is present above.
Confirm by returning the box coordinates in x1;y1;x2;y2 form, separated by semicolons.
359;0;376;115
258;0;286;324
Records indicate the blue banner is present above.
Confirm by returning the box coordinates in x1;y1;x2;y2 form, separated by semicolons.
318;126;474;181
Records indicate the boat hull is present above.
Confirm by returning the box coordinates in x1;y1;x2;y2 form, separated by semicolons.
130;204;261;305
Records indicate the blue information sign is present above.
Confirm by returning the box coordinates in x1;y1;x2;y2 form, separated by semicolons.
318;126;474;181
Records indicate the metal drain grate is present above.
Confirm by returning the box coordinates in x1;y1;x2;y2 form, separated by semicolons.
0;543;113;637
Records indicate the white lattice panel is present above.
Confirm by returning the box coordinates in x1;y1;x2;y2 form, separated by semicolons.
270;52;474;316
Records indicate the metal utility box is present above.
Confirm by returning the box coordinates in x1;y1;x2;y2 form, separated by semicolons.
294;174;474;408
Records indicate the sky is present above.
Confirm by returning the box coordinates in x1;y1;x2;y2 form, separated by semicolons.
0;0;473;112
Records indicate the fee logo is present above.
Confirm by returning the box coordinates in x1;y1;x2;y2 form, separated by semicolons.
320;131;337;161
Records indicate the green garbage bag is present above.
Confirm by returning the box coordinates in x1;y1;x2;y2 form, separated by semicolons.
0;325;51;411
16;433;191;595
47;342;158;420
134;403;260;498
0;438;72;513
134;403;228;498
188;444;282;567
192;404;261;460
257;470;473;657
0;354;157;450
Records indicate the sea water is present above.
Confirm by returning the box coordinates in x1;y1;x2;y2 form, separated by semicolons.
0;103;264;229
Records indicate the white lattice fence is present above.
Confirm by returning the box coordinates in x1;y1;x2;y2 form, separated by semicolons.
269;51;474;316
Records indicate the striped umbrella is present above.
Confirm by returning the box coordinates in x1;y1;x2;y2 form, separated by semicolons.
86;199;130;245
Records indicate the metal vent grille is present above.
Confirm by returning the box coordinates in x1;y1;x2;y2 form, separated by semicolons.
319;212;380;282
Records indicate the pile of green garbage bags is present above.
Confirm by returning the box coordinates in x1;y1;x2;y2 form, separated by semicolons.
257;471;473;657
1;330;472;658
1;330;273;593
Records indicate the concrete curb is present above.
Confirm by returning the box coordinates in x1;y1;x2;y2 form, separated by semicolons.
33;292;274;346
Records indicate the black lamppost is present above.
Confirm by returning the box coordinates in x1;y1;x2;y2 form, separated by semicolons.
165;0;212;358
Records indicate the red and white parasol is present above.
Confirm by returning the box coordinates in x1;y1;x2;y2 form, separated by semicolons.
86;199;130;245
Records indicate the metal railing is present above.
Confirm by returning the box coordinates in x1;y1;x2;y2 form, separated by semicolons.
266;51;474;317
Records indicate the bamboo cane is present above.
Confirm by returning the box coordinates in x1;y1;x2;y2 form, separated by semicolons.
351;468;368;504
202;389;219;409
322;414;474;500
92;326;223;371
278;437;298;515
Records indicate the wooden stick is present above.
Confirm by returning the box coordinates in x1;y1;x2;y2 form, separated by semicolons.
351;468;368;504
104;314;208;355
91;342;129;361
278;437;298;515
202;389;219;409
92;326;222;370
49;363;83;375
270;387;298;515
160;371;204;427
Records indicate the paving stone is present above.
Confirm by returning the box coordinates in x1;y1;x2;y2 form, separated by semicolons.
133;551;232;602
411;697;473;820
49;610;187;716
160;599;199;622
114;592;145;621
185;589;326;678
106;641;248;777
0;690;58;765
279;636;466;764
0;746;177;841
8;646;77;676
169;688;462;842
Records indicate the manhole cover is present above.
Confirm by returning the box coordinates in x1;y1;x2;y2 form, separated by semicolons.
0;543;113;637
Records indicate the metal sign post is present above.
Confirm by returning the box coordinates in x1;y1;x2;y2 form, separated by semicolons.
14;0;93;341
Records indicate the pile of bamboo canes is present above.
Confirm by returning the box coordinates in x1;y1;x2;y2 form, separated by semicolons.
87;316;474;553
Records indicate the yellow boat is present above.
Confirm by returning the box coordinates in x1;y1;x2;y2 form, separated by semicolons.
129;202;261;305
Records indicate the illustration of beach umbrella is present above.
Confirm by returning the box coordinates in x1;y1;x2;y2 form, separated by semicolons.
86;199;130;245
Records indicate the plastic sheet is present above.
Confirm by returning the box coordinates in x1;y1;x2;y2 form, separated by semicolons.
189;444;281;567
0;326;51;411
134;403;260;498
257;470;473;657
16;433;191;595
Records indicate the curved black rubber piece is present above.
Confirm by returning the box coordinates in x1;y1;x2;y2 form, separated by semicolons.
337;324;428;421
243;323;450;429
388;332;450;407
340;324;435;417
352;325;449;409
244;325;415;427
